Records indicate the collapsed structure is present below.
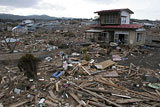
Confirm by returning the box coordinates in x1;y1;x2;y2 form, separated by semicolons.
86;8;146;46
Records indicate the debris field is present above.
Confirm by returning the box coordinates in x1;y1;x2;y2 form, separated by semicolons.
0;43;160;107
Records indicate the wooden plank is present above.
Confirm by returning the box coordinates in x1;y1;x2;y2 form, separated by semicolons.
155;90;160;97
80;82;96;88
9;100;29;107
103;71;119;78
47;96;59;104
35;94;38;106
56;82;59;92
95;60;116;70
70;64;79;72
85;87;111;94
91;70;106;75
88;101;111;107
48;90;58;100
70;83;122;107
81;66;91;75
96;76;160;101
68;92;83;105
94;77;119;88
116;98;145;104
45;100;58;106
69;87;91;97
112;93;131;99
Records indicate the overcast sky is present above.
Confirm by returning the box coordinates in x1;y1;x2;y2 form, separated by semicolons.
0;0;159;20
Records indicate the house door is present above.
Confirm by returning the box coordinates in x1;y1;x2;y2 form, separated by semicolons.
114;34;119;43
109;31;114;42
102;32;109;42
124;34;129;45
114;32;129;45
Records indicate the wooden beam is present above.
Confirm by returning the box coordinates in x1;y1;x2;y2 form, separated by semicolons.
47;96;59;104
88;101;111;107
81;65;91;75
112;93;131;99
70;83;122;107
45;100;58;106
85;87;111;94
68;91;83;105
116;98;145;104
56;82;59;92
9;100;29;107
48;90;59;100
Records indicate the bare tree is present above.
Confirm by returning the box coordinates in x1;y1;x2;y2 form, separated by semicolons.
1;29;19;53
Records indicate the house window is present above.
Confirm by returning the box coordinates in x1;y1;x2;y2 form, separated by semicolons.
121;16;127;24
137;33;142;42
104;14;118;24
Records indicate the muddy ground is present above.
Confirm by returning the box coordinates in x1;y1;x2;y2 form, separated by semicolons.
118;47;160;70
0;45;160;71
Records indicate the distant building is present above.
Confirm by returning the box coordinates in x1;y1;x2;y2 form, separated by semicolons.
18;20;37;33
143;23;155;28
86;8;146;46
81;20;97;26
12;25;28;34
22;20;34;25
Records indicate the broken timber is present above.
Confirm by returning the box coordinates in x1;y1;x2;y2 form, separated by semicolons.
68;91;83;105
9;100;29;107
70;82;122;107
95;60;116;70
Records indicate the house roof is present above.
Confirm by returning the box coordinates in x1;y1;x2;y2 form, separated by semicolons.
92;24;144;29
95;8;134;14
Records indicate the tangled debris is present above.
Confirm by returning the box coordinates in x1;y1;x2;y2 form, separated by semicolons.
0;45;160;107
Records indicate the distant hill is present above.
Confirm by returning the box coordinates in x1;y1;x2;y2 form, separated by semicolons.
0;13;57;20
26;15;57;20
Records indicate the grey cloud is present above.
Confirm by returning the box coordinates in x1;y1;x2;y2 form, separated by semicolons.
0;6;14;13
85;0;117;4
34;3;65;11
0;0;40;8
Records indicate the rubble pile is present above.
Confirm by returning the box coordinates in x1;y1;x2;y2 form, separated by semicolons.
0;46;160;107
0;21;160;106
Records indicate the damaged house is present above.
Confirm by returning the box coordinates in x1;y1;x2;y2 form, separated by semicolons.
86;8;146;46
